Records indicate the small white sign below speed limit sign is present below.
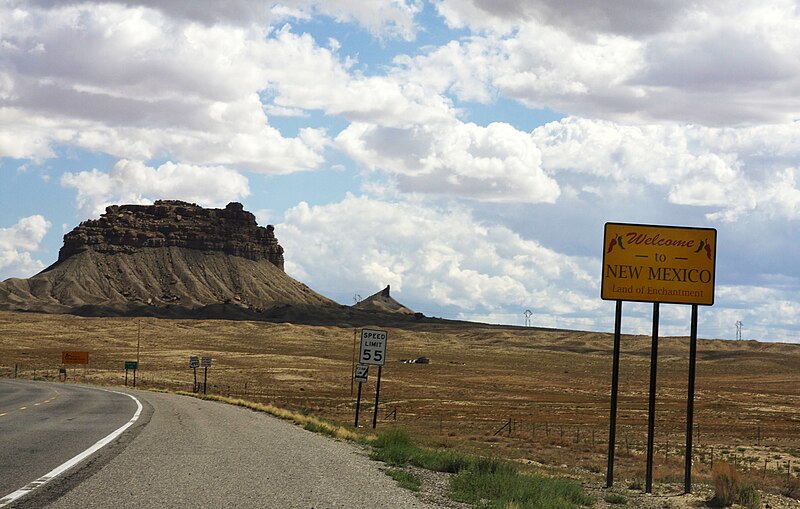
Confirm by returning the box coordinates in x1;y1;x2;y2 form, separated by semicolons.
359;329;387;366
354;363;369;383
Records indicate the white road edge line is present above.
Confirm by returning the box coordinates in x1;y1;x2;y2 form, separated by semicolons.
0;388;143;508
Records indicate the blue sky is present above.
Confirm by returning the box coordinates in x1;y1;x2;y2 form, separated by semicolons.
1;0;799;342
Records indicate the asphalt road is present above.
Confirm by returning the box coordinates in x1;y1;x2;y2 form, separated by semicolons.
0;380;139;504
5;386;441;508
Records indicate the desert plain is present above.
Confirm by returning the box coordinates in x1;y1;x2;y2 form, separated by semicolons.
2;309;799;501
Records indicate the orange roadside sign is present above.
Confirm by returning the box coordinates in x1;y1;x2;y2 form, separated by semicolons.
62;351;89;365
601;223;717;306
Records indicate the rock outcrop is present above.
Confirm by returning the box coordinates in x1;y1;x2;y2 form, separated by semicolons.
57;201;284;270
353;285;416;315
0;201;338;317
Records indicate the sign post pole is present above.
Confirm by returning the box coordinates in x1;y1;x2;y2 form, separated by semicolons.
355;382;363;427
645;302;660;494
372;365;383;429
606;299;623;488
353;363;369;427
684;304;699;493
136;320;141;388
189;356;199;392
201;357;212;394
124;361;138;387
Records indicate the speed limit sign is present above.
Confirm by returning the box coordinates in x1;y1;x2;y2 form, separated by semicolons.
359;329;387;366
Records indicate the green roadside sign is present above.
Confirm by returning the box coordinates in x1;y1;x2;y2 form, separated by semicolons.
125;361;138;370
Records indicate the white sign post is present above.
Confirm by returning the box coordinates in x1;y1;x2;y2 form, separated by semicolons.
354;363;369;383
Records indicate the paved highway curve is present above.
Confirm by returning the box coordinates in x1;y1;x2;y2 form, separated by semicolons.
3;383;441;508
0;380;140;506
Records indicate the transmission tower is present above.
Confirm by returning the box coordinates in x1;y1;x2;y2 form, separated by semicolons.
524;309;533;327
353;294;361;305
735;320;743;340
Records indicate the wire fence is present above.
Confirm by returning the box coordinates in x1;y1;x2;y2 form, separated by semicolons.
4;362;798;482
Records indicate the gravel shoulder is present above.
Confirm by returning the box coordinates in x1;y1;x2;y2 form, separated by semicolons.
35;390;444;509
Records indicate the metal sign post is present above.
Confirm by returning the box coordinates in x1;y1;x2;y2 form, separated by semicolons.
645;302;660;494
353;364;368;427
684;304;699;493
601;222;717;493
124;361;138;387
359;329;387;429
605;300;623;488
201;356;212;394
189;356;199;392
354;382;364;427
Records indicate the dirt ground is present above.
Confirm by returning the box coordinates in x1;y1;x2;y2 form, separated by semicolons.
2;310;799;506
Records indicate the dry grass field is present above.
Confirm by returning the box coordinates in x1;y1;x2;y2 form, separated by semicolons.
2;310;799;501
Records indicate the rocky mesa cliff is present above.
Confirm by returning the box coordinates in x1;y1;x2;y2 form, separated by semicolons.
0;201;335;316
57;200;285;269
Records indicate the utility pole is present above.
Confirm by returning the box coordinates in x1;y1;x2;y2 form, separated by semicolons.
135;320;141;387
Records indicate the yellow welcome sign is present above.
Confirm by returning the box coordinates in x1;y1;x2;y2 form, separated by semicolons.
601;223;717;306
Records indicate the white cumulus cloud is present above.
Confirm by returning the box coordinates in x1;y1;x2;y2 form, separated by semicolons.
60;159;250;218
278;194;597;318
337;121;560;203
0;215;51;279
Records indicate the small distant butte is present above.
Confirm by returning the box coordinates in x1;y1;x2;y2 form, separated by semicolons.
58;200;285;270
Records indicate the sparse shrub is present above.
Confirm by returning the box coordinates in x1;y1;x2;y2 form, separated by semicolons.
370;429;473;473
781;477;800;500
736;483;760;509
711;461;740;506
450;460;594;509
603;493;627;505
385;468;422;492
412;447;472;473
370;429;416;466
628;477;644;490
